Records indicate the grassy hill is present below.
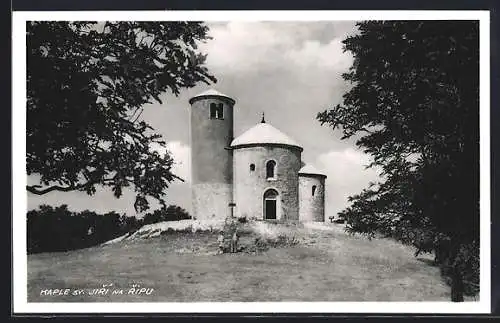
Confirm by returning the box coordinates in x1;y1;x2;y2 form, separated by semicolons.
28;221;467;302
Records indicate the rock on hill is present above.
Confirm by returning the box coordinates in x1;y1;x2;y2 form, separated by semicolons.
103;219;226;244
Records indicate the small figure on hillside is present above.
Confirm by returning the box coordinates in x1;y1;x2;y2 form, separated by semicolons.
217;231;225;254
230;229;239;253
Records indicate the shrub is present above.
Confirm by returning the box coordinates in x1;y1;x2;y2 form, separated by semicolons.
27;204;144;253
142;205;192;225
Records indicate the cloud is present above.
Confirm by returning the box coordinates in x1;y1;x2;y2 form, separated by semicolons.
315;147;382;218
202;21;356;74
202;22;296;72
150;141;191;183
166;141;191;183
285;38;353;70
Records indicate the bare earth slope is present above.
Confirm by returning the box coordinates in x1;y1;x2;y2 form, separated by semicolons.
28;222;453;302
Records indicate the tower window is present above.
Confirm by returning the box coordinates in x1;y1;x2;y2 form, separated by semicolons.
210;103;216;119
266;160;276;179
250;164;255;171
312;185;317;196
209;103;224;119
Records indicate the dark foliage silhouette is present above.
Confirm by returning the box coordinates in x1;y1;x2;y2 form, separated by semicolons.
27;22;216;211
318;21;479;301
27;204;192;253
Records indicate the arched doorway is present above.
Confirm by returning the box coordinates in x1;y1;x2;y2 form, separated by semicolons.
263;189;279;220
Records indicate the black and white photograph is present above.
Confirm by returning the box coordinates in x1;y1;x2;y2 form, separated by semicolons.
12;10;491;314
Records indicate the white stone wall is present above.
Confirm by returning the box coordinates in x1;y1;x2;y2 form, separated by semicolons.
298;175;326;222
192;183;233;221
233;145;302;221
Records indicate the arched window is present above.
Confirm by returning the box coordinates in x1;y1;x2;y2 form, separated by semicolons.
312;185;317;196
210;103;224;119
249;163;255;171
266;160;276;179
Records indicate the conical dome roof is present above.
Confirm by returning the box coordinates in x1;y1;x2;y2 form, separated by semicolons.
188;89;235;104
230;122;303;151
299;164;327;178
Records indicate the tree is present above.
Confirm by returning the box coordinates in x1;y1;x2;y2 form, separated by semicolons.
317;21;479;301
142;204;191;224
27;22;216;211
27;205;144;253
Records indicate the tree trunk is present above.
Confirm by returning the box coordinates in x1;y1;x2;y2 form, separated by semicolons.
434;241;448;265
451;264;465;302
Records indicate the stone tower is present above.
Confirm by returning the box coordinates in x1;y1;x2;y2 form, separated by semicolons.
188;89;235;221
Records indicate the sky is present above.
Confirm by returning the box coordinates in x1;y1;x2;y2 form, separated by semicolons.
27;21;382;219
